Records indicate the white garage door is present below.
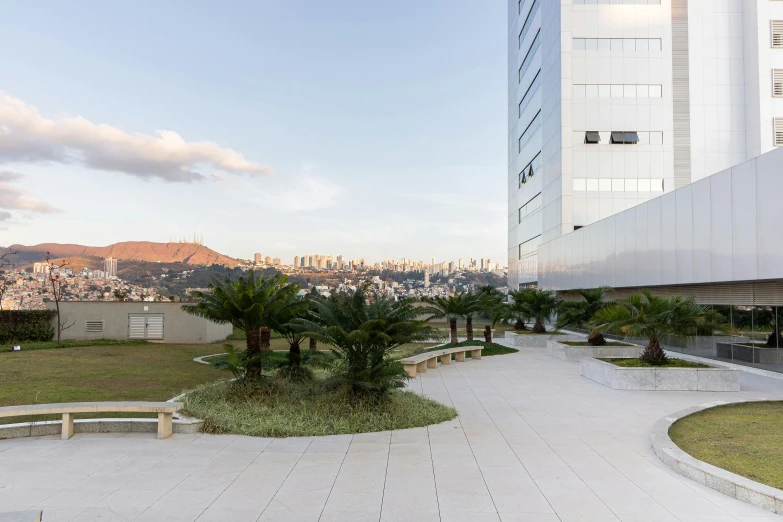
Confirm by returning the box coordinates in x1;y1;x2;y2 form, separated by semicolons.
128;314;164;340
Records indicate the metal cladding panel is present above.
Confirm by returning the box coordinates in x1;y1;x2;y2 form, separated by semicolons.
675;185;694;284
755;150;783;279
731;160;758;281
710;169;733;281
691;177;712;284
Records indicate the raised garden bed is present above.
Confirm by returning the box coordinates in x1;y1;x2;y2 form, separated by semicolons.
505;331;577;348
547;340;640;361
580;357;740;391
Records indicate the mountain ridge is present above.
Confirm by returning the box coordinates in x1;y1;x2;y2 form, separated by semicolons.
6;241;240;267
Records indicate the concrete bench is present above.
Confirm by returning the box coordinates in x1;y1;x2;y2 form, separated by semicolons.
0;402;182;440
0;511;42;522
401;346;483;377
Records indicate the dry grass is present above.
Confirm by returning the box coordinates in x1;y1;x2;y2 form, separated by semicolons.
669;402;783;490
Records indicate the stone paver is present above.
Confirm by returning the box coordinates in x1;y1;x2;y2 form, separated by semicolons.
1;340;782;521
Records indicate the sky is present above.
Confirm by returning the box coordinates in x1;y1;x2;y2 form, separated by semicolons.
0;1;507;265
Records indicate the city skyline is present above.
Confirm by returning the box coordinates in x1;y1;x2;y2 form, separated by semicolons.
0;1;507;263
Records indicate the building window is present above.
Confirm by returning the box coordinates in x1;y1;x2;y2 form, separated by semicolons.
774;70;783;97
518;0;539;49
519;152;541;186
574;84;662;98
775;118;783;147
518;193;542;223
519;30;541;83
610;131;639;144
573;178;664;192
584;131;601;144
518;110;542;152
573;38;661;52
519;235;541;260
519;69;542;118
772;21;783;48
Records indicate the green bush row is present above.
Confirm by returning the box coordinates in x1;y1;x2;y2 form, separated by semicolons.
0;310;56;343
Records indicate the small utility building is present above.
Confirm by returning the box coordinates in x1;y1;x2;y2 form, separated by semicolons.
45;302;232;344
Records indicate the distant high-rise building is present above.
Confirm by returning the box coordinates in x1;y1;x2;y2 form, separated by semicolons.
264;256;272;265
254;253;262;263
294;256;300;267
272;257;281;266
424;271;430;288
104;258;117;278
33;262;46;274
458;258;464;270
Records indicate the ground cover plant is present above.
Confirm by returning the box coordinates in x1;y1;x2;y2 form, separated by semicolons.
601;358;710;368
182;377;457;437
0;338;149;353
669;401;783;490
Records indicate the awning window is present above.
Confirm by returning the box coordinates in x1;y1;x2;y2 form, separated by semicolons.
624;131;639;143
610;131;626;144
584;131;601;144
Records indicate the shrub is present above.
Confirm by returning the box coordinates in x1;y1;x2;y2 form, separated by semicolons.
0;310;56;344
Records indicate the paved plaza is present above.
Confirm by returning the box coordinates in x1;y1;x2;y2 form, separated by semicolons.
1;341;782;521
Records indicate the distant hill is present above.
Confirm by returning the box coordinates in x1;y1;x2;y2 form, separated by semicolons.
6;241;240;268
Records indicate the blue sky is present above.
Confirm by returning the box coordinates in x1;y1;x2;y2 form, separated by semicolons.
0;1;507;265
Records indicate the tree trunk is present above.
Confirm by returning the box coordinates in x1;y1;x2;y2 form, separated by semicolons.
245;328;262;378
260;327;271;351
640;339;667;365
484;325;492;343
466;315;474;341
587;331;606;346
55;299;61;346
288;341;301;367
309;337;317;350
514;318;527;331
449;318;458;344
532;317;546;334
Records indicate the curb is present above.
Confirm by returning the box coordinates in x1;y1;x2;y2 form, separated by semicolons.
651;400;783;515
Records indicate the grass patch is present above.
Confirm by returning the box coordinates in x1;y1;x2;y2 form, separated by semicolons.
669;402;783;490
391;340;518;361
601;358;711;368
0;339;149;353
182;378;457;437
0;343;226;424
563;341;634;347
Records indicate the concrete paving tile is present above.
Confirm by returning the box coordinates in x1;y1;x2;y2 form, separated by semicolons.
134;506;205;521
319;509;381;522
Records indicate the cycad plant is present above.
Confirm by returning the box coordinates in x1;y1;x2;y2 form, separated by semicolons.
592;290;727;365
421;292;481;343
519;288;561;333
492;289;532;330
556;287;613;345
183;271;300;378
298;285;441;398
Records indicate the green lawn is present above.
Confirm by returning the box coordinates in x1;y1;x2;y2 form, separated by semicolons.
0;343;228;423
670;402;783;490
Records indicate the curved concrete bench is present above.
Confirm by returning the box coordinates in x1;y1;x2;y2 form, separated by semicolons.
0;402;182;440
401;346;483;377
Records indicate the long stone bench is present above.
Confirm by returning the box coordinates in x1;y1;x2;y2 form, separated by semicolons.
401;346;483;377
0;511;42;522
0;402;182;440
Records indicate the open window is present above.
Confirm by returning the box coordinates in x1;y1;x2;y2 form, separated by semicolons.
610;131;638;144
584;131;601;144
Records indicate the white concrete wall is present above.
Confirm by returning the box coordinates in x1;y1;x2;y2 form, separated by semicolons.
538;146;783;290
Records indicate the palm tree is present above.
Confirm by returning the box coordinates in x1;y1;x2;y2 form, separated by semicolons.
592;290;728;365
183;271;300;378
492;289;533;330
421;292;480;343
556;287;613;345
519;289;561;333
273;296;312;380
298;285;441;398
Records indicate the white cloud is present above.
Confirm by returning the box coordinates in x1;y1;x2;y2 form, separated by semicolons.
0;170;59;219
0;94;272;182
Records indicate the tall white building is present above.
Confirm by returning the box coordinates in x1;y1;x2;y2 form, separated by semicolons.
508;0;783;289
104;257;117;278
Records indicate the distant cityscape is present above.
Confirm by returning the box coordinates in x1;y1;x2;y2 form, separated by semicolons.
249;253;506;275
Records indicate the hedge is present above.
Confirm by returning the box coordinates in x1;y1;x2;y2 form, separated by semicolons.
0;310;56;343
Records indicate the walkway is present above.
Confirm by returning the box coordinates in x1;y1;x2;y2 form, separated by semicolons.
1;341;782;521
